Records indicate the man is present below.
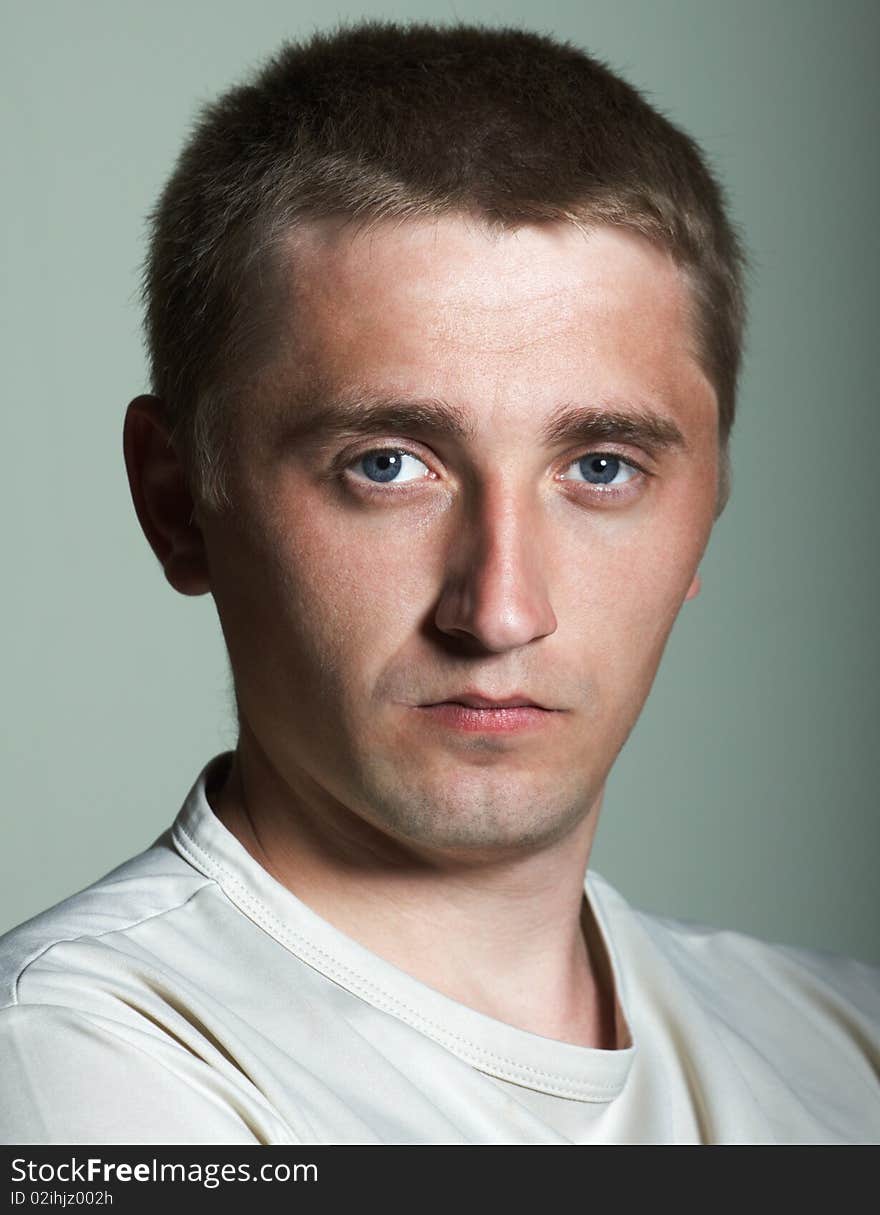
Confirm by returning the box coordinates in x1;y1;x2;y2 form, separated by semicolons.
1;20;877;1146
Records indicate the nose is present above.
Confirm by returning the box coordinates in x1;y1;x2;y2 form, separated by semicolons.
433;479;558;653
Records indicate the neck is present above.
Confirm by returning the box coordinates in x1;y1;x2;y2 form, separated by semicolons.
209;733;625;1051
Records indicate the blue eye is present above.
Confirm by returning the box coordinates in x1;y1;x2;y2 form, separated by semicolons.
346;448;640;493
564;454;639;487
355;449;431;484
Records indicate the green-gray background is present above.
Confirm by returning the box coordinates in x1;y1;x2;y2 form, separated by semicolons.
2;0;878;962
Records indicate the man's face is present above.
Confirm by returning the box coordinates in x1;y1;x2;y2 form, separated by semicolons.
197;216;719;858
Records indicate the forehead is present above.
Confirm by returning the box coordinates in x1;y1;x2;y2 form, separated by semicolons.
261;214;715;437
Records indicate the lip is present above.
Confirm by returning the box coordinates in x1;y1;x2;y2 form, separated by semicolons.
415;695;559;734
425;691;548;710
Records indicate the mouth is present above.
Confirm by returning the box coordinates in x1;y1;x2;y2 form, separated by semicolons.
415;692;559;734
425;692;549;710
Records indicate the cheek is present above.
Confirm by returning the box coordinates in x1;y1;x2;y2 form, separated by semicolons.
562;510;706;691
246;491;438;689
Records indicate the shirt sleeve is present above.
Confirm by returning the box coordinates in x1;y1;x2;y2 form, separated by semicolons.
0;1003;296;1146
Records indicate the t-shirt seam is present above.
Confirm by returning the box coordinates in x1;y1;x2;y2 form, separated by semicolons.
6;879;215;1011
173;817;624;1101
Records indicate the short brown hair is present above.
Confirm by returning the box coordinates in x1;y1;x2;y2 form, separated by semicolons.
142;19;749;514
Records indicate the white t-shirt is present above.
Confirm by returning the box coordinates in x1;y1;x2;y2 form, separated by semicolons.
1;753;878;1145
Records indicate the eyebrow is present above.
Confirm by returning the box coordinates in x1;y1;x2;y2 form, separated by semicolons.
278;388;688;456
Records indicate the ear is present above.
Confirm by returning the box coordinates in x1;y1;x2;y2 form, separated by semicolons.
684;571;702;603
123;395;211;596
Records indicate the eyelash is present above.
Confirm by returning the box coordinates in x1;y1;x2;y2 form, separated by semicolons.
337;444;650;502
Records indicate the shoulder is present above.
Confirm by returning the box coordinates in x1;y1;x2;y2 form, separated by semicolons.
0;830;214;1011
0;834;289;1144
588;870;880;1108
589;868;880;1017
639;901;880;1034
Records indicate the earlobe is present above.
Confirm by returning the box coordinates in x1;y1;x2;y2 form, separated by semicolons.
122;395;212;596
684;571;702;603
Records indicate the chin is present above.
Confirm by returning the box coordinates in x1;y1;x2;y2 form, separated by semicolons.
357;767;592;857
